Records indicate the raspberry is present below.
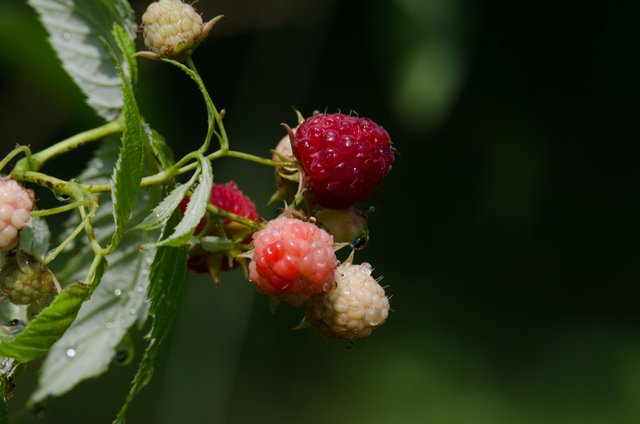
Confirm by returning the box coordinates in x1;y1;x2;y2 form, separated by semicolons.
315;207;369;250
180;181;260;274
0;178;34;252
305;262;389;340
142;0;204;59
292;113;394;209
248;216;337;306
0;253;58;305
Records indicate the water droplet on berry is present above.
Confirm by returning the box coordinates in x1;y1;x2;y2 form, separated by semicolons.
65;348;77;358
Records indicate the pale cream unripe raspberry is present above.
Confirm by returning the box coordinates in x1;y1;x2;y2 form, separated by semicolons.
0;178;34;252
142;0;204;58
306;261;389;339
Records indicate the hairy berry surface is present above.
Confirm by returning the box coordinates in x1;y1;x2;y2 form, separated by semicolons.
306;262;389;339
292;113;394;209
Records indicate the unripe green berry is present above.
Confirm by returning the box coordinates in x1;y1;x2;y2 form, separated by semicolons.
0;253;58;305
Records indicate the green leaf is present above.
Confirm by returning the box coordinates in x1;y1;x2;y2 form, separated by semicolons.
107;47;146;252
0;302;26;330
18;216;51;262
155;154;213;247
31;248;154;403
132;171;199;231
147;130;175;170
112;23;138;90
30;142;161;404
115;217;189;423
199;236;235;253
26;0;136;121
0;283;92;362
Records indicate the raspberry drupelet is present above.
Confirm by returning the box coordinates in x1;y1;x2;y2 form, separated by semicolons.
248;216;337;306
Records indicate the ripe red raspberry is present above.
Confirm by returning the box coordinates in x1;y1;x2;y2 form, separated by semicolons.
305;261;389;340
249;216;337;306
291;113;394;209
180;181;260;274
0;178;34;252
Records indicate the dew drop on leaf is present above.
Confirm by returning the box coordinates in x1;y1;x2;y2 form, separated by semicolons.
65;348;77;358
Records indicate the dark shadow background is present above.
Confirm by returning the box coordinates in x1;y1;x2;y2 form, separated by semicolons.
1;0;639;422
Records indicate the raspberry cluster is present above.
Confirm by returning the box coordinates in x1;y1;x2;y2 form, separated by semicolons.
142;0;204;58
0;178;34;252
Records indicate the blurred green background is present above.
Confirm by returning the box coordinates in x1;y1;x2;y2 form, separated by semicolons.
1;0;639;422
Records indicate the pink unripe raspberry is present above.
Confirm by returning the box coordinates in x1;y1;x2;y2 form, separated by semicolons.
292;113;394;209
142;0;204;58
249;216;337;306
0;178;34;252
306;262;389;340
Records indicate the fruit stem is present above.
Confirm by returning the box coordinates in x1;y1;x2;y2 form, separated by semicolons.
206;203;264;231
14;118;125;172
45;208;94;264
0;145;32;175
32;198;94;218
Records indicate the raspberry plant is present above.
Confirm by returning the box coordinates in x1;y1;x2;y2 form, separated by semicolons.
0;0;396;421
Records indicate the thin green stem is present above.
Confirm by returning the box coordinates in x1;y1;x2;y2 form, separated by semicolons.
0;145;32;174
32;198;94;217
78;203;105;255
85;254;105;290
45;209;93;264
187;56;229;152
16;118;124;172
224;150;295;167
206;203;264;231
11;170;80;198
